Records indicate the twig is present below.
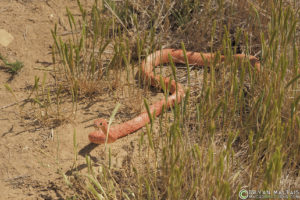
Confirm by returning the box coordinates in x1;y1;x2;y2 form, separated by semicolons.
0;8;8;14
57;30;80;36
0;98;27;110
103;0;129;33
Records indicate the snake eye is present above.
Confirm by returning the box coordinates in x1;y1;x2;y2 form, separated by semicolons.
99;122;103;126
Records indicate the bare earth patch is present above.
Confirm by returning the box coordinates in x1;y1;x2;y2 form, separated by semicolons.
0;1;145;199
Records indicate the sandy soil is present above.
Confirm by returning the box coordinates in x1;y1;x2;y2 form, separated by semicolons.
0;1;151;199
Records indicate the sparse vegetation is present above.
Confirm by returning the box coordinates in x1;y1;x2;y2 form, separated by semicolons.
0;53;24;74
4;0;298;199
50;0;300;199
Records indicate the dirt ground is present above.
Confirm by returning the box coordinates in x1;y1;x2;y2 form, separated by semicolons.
0;1;150;199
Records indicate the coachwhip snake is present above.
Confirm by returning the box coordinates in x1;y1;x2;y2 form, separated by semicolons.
88;49;260;144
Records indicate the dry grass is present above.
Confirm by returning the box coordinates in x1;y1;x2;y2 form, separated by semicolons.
20;0;300;199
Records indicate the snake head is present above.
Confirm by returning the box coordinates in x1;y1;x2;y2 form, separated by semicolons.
89;118;116;144
94;118;108;133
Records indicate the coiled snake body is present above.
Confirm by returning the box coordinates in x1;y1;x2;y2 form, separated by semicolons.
88;49;260;144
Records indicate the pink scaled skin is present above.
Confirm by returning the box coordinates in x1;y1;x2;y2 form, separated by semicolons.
88;49;261;144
